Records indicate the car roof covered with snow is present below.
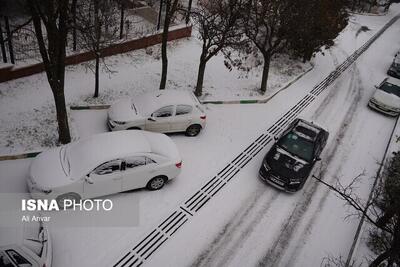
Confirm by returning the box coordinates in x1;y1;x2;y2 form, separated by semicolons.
67;130;179;178
133;90;201;115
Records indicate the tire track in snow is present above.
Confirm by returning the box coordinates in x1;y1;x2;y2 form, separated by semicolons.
283;64;363;267
190;53;357;267
191;188;279;267
258;63;363;266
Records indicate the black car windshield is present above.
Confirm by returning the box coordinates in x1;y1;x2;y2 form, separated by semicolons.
380;82;400;97
278;132;314;162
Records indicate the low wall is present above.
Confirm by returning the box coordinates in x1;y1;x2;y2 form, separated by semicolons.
0;25;192;83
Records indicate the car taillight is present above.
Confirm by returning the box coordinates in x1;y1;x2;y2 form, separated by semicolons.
175;161;182;168
200;115;206;120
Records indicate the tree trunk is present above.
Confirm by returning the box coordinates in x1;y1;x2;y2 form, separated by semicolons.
4;16;14;64
94;0;101;97
94;55;100;97
72;0;77;51
0;19;7;63
186;0;193;24
195;55;207;97
157;0;164;30
159;7;170;90
119;1;125;39
52;88;71;144
260;53;271;94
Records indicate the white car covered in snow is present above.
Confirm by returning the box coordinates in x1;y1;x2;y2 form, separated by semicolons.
28;131;182;204
0;220;52;267
368;77;400;116
107;90;206;136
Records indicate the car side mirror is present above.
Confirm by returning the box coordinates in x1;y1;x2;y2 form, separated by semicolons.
316;157;321;161
148;117;156;122
374;85;379;89
85;176;94;184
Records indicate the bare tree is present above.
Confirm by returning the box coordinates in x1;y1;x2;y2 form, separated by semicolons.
241;0;292;94
191;0;245;96
159;0;180;90
27;0;71;144
312;151;400;266
75;0;119;98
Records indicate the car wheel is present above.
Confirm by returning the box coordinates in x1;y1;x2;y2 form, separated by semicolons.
56;192;81;209
185;124;201;137
147;176;167;190
127;127;141;130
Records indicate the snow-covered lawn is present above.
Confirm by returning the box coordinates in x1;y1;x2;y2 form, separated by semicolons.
0;4;400;267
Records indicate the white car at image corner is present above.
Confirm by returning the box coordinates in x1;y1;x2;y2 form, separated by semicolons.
107;90;206;136
0;220;52;267
27;130;182;204
368;77;400;116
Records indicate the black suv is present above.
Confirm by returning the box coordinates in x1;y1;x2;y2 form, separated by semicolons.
259;118;329;192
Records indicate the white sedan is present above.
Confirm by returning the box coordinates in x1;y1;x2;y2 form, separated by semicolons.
28;131;182;204
0;220;52;267
368;77;400;116
107;90;206;136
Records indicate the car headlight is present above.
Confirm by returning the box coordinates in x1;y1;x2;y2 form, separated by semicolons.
113;120;126;125
293;163;304;172
263;162;271;171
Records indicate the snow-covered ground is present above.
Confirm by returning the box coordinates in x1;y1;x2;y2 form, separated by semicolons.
1;4;400;267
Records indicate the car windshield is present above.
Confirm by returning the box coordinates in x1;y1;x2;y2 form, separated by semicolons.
278;132;314;162
380;82;400;97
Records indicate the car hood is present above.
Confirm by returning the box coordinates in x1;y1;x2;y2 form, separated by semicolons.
108;99;144;122
266;147;310;179
372;90;400;108
29;147;73;189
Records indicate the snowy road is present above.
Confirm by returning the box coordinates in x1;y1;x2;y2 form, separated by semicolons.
1;8;400;267
145;15;400;267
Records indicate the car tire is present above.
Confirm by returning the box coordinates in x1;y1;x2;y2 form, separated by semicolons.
127;127;141;130
146;176;167;190
56;192;81;209
185;124;201;137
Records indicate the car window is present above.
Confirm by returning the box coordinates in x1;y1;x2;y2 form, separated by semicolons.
176;105;193;116
146;157;156;165
0;251;14;267
124;156;156;170
125;157;146;169
153;106;174;118
5;250;31;266
94;160;121;175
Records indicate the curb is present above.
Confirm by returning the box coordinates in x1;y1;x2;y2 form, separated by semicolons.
201;65;314;105
0;151;41;161
70;105;111;110
69;65;314;110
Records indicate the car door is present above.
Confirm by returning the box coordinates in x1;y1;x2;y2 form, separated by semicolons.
145;106;174;132
84;160;123;198
121;156;157;190
171;104;193;132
